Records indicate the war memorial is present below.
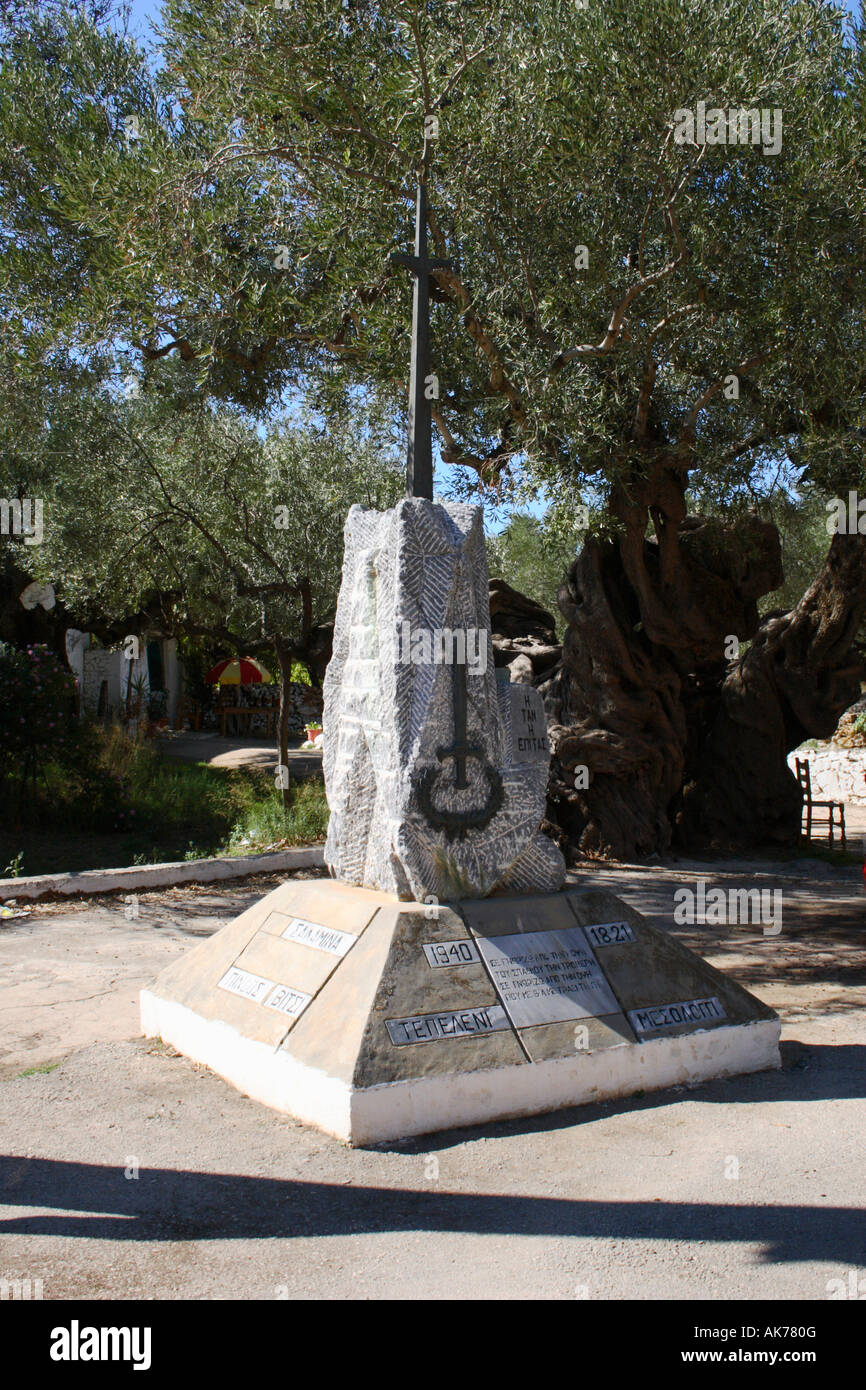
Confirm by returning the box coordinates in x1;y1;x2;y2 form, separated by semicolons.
141;157;780;1144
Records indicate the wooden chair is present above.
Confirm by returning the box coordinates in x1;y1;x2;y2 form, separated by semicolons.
795;757;846;848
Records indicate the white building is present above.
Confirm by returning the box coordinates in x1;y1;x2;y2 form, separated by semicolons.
66;629;181;724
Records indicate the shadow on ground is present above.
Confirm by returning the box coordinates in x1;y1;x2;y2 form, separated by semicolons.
2;1039;865;1261
1;1149;863;1264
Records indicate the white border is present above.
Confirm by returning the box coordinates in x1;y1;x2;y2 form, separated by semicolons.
141;989;780;1146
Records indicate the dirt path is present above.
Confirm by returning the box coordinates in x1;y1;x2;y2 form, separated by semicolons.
155;731;323;776
1;861;863;1300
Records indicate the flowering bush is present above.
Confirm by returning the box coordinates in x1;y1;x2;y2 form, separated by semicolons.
0;645;134;829
0;642;77;780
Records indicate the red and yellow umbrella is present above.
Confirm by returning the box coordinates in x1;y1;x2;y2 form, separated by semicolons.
204;656;273;686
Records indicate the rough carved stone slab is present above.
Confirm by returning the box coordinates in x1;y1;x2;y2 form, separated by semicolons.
323;498;565;900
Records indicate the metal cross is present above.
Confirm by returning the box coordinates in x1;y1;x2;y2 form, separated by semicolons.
394;143;503;838
391;158;454;499
441;661;472;790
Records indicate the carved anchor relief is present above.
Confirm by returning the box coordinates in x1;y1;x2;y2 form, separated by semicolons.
415;660;503;839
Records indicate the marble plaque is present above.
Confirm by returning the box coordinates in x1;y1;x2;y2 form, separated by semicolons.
386;1004;510;1046
218;966;275;1004
628;996;726;1034
510;685;550;762
264;983;313;1018
584;920;636;948
476;926;620;1028
422;939;481;968
280;916;356;957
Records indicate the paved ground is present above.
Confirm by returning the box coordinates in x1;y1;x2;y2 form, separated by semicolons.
1;856;864;1301
155;731;323;777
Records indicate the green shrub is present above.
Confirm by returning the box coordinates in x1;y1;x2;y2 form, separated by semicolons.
0;642;77;780
0;711;329;871
226;778;330;853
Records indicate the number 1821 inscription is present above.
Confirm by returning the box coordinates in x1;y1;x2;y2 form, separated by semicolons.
584;921;636;948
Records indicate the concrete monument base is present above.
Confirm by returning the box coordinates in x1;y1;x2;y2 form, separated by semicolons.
140;877;780;1146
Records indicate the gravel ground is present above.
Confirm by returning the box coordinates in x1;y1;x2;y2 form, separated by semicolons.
1;860;864;1301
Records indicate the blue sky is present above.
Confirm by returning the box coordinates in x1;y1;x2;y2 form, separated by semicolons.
123;0;164;41
124;0;862;40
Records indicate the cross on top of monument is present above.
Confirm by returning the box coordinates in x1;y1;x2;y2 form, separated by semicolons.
390;139;455;500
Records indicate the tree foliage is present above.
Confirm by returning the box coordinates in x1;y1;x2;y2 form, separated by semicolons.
3;0;864;502
9;368;403;661
3;0;866;853
487;512;583;634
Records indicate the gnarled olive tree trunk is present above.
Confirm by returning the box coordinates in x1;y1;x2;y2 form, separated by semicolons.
543;455;865;859
675;530;866;851
274;636;293;808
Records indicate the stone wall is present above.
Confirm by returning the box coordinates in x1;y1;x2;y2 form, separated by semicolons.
82;646;130;716
80;635;180;721
832;695;866;749
788;744;866;805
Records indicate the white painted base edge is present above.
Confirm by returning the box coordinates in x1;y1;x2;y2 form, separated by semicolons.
141;989;781;1146
1;845;324;902
140;989;351;1141
349;1019;781;1145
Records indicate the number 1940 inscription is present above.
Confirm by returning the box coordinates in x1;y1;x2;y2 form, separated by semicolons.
423;939;481;968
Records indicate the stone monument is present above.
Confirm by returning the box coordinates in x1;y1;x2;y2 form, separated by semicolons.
141;146;780;1144
322;496;565;900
